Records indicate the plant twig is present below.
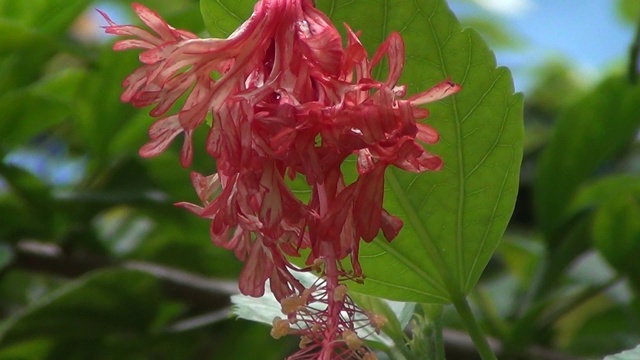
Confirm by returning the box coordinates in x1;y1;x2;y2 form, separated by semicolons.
452;294;498;360
628;17;640;83
10;240;238;309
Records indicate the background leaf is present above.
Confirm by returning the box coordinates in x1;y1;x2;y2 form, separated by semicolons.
616;0;640;24
535;77;640;238
605;344;640;360
0;269;160;345
593;194;640;288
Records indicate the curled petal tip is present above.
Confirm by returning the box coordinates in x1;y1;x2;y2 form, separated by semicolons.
408;78;462;105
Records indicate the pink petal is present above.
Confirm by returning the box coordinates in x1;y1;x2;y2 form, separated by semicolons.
113;39;154;51
354;165;385;241
132;3;176;41
408;79;462;105
190;172;221;204
260;163;284;233
371;32;405;88
238;240;272;297
139;115;183;158
380;209;403;241
393;140;443;172
416;123;440;144
180;129;193;168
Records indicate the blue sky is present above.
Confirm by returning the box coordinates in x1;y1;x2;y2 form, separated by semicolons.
450;0;633;91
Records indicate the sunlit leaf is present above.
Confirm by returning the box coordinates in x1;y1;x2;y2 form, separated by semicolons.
319;0;523;302
460;16;525;49
200;0;253;36
616;0;640;24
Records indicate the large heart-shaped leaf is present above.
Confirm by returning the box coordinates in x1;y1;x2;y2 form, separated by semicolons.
319;1;523;303
199;0;523;303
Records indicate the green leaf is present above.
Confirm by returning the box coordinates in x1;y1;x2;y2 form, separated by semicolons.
73;48;139;162
0;19;48;54
0;163;57;240
320;0;523;302
0;338;54;360
496;234;544;285
605;345;640;360
568;175;640;217
0;0;93;34
535;77;640;238
616;0;640;24
0;242;13;271
593;194;640;287
460;16;526;50
0;269;160;345
567;306;640;357
200;0;253;37
197;0;522;302
0;69;85;148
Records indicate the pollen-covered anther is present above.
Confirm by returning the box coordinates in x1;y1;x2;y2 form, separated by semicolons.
299;335;312;349
342;329;363;350
367;312;388;334
280;294;307;315
333;284;348;302
301;286;315;302
362;352;379;360
311;323;321;333
311;258;324;274
270;316;290;339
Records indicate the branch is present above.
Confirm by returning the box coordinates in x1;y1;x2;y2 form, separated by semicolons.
10;240;238;309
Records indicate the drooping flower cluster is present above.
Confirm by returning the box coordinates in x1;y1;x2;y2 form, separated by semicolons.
101;1;459;359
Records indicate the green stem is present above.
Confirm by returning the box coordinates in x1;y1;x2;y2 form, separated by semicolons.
433;312;445;360
422;304;445;360
452;295;498;360
628;16;640;83
472;288;508;340
539;275;622;328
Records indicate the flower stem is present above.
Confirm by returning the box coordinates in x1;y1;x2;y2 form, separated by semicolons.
452;295;497;360
628;16;640;83
422;304;445;360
